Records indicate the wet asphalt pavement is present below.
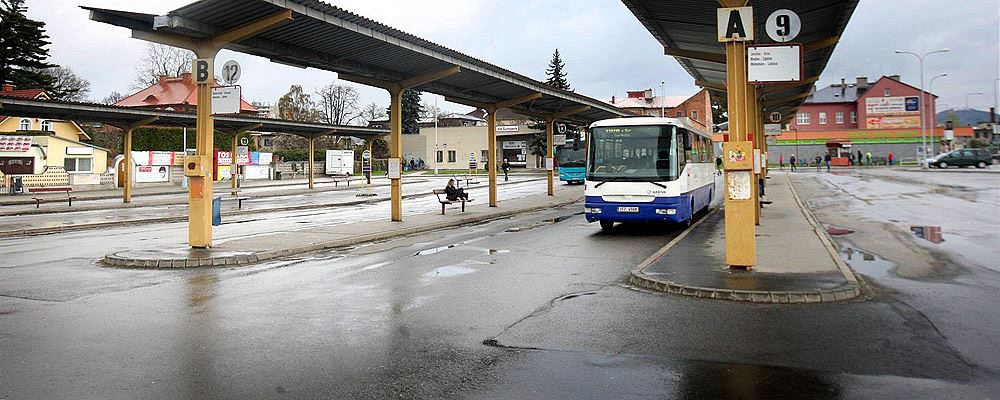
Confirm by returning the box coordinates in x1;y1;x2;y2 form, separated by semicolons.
2;170;999;399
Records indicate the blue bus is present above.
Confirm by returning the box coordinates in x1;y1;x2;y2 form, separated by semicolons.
556;139;586;184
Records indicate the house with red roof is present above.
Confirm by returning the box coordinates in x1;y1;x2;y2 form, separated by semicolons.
116;73;258;115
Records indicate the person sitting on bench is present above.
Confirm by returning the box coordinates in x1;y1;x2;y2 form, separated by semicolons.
444;179;469;201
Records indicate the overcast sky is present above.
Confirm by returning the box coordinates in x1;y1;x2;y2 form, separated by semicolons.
26;0;1000;116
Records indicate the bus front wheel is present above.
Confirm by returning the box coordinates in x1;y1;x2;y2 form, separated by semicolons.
599;220;614;231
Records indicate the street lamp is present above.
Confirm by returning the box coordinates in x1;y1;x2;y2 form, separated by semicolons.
660;80;666;117
895;48;949;168
966;92;984;110
928;73;947;159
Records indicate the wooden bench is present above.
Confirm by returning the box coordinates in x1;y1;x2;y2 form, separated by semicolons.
27;187;76;208
332;175;351;187
432;189;468;214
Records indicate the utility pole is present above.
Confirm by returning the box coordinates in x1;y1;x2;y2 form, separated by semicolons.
895;49;948;167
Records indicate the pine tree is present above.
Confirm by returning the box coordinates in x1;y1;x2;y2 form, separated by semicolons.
387;89;424;134
544;49;571;91
528;49;573;157
0;0;56;90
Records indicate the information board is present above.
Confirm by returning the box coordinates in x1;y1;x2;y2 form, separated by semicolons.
747;44;802;83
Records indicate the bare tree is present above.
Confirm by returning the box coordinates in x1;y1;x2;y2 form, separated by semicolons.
315;83;361;125
359;102;387;125
101;91;126;105
132;43;193;89
277;85;321;122
25;66;90;101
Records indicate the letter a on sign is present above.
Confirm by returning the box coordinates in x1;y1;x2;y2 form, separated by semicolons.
718;7;754;42
193;59;212;84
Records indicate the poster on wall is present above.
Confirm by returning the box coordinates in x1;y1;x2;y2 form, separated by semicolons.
865;116;921;129
0;136;32;152
134;165;170;183
243;164;270;180
865;96;920;115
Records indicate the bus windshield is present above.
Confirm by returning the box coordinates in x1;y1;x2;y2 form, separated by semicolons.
587;125;679;181
556;145;586;168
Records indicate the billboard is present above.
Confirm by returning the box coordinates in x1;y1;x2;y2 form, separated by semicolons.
865;96;920;115
135;165;170;183
865;116;921;130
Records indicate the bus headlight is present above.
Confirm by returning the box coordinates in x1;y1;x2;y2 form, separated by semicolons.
585;207;602;214
656;209;676;215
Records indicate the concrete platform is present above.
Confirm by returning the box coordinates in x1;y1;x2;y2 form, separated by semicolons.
104;189;582;268
629;172;861;303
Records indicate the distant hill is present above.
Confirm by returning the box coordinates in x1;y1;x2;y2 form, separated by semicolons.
936;109;998;127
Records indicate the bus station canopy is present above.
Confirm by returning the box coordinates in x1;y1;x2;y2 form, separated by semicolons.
84;0;629;125
621;0;859;123
0;95;388;138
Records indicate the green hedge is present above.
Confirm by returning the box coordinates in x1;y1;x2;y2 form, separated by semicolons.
273;149;325;162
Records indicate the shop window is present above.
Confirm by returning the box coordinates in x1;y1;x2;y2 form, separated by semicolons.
19;118;30;131
796;112;810;125
40;120;52;132
819;112;827;124
436;150;443;163
836;112;844;124
64;157;92;173
447;150;456;163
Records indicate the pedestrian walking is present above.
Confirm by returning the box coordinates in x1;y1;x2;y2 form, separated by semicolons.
857;150;864;166
888;151;894;166
824;153;831;172
715;155;723;175
849;153;855;166
815;155;822;172
789;154;797;171
865;151;873;166
779;153;785;170
501;159;511;181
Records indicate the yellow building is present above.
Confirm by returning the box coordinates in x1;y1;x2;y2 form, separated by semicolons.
0;85;110;185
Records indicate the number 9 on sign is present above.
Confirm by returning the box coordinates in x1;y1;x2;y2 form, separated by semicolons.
765;9;800;43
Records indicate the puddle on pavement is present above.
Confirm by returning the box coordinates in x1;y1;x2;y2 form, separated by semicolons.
910;225;945;244
423;265;475;278
839;246;895;278
414;244;456;256
544;212;584;224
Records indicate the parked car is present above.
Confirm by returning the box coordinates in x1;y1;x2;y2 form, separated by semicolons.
928;149;993;169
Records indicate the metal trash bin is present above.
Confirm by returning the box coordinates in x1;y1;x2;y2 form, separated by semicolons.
212;196;222;226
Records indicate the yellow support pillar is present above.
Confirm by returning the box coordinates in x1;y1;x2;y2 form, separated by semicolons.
308;136;316;190
189;57;215;248
389;87;403;221
545;117;555;196
123;128;133;203
723;38;756;269
231;133;239;193
748;84;761;226
486;106;498;206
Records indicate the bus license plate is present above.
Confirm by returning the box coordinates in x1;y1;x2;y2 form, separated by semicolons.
617;206;639;213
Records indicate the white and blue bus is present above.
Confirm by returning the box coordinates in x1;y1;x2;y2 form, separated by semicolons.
584;117;716;230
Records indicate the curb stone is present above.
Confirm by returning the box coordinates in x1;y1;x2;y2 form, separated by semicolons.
102;194;583;269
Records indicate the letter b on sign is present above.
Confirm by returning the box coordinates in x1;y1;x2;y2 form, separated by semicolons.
193;59;212;84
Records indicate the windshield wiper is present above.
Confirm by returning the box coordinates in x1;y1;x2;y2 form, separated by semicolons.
648;181;666;189
592;176;629;188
